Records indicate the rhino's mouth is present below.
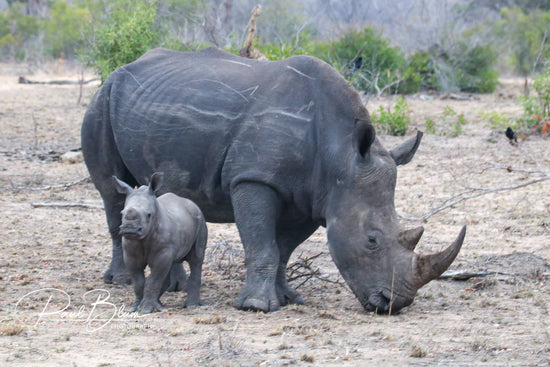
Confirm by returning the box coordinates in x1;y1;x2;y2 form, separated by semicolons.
361;289;402;315
119;224;143;239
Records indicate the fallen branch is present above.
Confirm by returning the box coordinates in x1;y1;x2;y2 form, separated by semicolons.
400;175;550;222
18;76;100;85
30;202;103;210
18;176;90;192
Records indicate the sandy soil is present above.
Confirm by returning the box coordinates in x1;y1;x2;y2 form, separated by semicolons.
0;63;548;366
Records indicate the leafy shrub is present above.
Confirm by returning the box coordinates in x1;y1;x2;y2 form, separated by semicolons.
80;0;162;82
423;106;466;137
310;28;407;95
451;42;499;93
371;96;411;136
481;111;512;130
516;66;550;134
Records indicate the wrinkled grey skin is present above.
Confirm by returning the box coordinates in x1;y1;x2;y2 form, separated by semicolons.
81;47;465;314
115;172;207;313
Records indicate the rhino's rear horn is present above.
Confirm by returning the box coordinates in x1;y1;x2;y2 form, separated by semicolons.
398;226;424;251
412;226;466;287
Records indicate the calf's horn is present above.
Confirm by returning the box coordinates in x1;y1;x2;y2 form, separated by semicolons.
398;226;424;251
412;226;466;287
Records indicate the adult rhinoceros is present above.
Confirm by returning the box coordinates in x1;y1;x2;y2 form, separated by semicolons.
81;47;465;314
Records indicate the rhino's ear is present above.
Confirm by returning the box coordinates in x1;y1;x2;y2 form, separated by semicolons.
149;172;164;194
390;131;423;166
113;176;133;195
353;119;376;159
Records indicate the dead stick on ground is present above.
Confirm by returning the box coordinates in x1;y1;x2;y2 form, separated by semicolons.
18;76;100;85
30;202;103;210
15;177;90;192
400;175;550;222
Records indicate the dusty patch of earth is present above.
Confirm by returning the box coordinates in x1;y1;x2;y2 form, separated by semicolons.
0;63;549;366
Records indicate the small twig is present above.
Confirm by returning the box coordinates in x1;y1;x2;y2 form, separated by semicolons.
287;252;344;289
30;202;103;210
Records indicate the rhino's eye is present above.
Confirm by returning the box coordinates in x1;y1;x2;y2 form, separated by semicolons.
366;231;382;250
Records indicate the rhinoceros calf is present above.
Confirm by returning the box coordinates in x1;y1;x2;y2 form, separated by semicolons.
114;172;207;313
82;47;465;314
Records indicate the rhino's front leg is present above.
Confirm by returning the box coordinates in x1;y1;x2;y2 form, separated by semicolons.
123;253;146;313
231;182;281;312
139;252;173;314
275;221;319;306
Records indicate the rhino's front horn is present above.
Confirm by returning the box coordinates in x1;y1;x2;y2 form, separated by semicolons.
398;226;424;251
412;226;466;287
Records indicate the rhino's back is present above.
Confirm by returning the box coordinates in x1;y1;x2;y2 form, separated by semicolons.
95;48;365;222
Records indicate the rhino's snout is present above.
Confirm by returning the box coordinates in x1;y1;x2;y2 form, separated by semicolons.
363;289;395;314
119;222;143;238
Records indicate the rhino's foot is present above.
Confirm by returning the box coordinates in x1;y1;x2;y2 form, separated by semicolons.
234;284;280;312
183;299;201;308
103;268;131;285
276;282;305;306
136;299;164;314
129;300;141;313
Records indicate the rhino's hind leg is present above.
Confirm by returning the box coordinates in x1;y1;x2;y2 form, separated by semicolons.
183;220;207;307
275;221;319;306
166;263;188;292
231;183;282;312
103;198;132;285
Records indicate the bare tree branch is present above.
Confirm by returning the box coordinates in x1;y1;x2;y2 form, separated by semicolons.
30;202;103;210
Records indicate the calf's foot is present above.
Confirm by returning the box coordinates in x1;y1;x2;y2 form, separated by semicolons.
103;264;131;285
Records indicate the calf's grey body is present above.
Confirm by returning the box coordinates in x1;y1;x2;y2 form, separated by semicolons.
115;173;207;313
82;47;465;314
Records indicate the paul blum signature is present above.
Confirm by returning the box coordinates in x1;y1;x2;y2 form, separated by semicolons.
14;288;147;332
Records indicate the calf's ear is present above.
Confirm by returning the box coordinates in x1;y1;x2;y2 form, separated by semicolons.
353;119;376;159
113;176;133;195
149;172;164;194
390;131;423;166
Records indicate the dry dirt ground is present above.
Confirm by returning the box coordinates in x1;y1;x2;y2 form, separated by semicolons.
0;62;549;366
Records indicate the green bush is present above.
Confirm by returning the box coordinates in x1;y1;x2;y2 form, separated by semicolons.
400;52;437;93
452;43;499;93
80;0;162;82
423;106;466;137
403;40;498;94
516;66;550;133
371;96;411;136
310;28;407;94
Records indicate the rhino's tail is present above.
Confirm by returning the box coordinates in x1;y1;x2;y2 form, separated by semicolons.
81;81;138;194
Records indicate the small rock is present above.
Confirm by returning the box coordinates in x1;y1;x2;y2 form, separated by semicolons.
60;151;83;164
